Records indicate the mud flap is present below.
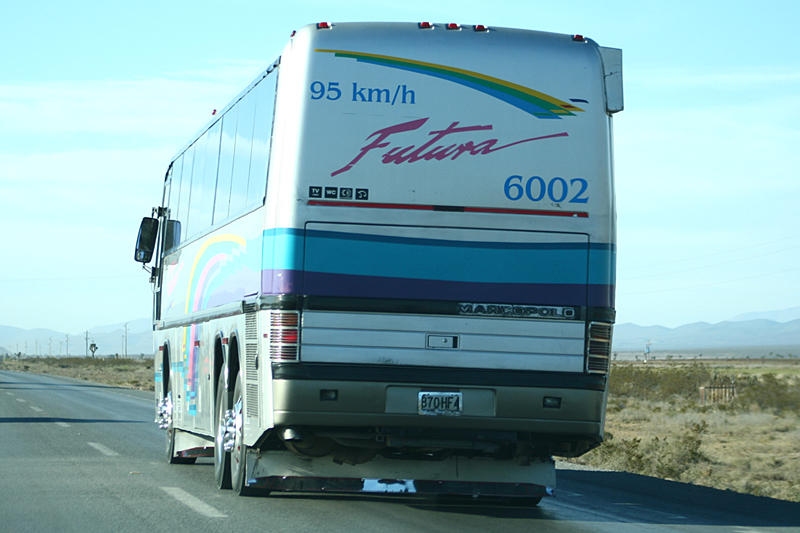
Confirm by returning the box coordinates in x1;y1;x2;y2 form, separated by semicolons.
244;448;554;497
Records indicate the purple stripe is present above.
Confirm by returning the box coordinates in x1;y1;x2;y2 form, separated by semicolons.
262;269;614;308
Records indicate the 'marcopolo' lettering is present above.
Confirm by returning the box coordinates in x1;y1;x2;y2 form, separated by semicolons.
331;118;567;177
458;303;576;319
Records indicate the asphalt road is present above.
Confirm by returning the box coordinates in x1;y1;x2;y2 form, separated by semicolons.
2;370;799;532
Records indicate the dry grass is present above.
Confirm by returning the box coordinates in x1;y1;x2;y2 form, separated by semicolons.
0;356;154;391
571;360;800;502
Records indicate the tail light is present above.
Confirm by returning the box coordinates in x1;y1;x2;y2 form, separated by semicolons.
268;310;300;361
586;322;612;374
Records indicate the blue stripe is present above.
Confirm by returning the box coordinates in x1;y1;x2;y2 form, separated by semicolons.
262;269;615;308
305;234;588;283
261;228;615;286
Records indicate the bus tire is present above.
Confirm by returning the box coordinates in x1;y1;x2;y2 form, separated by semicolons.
230;373;254;495
214;372;232;489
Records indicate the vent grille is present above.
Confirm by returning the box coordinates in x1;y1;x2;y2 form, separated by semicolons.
586;321;613;375
245;383;259;418
245;343;258;375
243;307;259;420
245;310;258;341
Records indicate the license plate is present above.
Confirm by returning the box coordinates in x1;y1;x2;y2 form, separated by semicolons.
418;392;462;416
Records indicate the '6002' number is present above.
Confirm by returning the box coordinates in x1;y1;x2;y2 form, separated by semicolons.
504;175;589;204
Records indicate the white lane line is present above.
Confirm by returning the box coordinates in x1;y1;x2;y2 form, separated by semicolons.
16;398;26;403
29;406;43;412
56;422;70;428
160;487;227;518
87;442;120;457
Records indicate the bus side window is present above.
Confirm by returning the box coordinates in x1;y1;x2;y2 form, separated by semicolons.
229;89;256;217
177;146;195;241
247;76;276;209
186;121;222;240
214;114;237;224
165;156;185;252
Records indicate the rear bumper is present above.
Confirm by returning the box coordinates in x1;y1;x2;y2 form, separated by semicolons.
271;364;606;438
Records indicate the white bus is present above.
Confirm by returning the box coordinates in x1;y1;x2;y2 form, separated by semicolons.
135;22;622;504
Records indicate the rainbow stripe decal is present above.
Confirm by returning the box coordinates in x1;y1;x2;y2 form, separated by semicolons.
316;49;584;119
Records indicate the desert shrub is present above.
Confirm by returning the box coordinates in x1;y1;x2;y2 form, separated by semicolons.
609;363;713;402
648;421;708;478
734;374;800;414
580;421;709;481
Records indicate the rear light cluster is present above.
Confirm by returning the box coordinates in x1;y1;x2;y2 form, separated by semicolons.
586;322;612;374
268;310;300;361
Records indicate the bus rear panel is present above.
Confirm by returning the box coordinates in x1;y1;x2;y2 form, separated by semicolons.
143;22;622;499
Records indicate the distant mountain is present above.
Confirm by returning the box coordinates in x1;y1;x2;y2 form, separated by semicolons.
614;319;800;352
0;320;153;357
730;306;800;323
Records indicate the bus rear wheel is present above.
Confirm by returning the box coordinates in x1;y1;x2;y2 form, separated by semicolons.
214;372;232;489
230;373;254;495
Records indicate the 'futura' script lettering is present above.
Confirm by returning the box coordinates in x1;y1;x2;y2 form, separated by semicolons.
331;118;567;177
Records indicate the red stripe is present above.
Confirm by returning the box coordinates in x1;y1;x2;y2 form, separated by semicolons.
307;200;588;218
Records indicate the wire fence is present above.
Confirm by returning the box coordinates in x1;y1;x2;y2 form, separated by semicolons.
699;383;736;405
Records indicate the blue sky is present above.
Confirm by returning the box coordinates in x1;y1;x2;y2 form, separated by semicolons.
1;1;798;332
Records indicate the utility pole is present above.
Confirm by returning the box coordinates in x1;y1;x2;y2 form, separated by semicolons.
124;322;129;358
65;334;69;356
85;331;89;357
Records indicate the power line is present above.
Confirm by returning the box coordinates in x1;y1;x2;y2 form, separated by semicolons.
619;265;800;296
623;243;800;281
0;274;142;283
623;234;799;273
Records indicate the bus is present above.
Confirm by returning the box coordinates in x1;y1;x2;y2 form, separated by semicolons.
135;21;623;503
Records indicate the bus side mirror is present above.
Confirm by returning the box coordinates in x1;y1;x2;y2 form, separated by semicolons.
135;217;159;263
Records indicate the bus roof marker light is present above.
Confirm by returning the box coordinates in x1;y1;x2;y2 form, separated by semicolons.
572;34;586;42
316;22;332;30
418;22;433;29
473;25;488;32
446;23;461;30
